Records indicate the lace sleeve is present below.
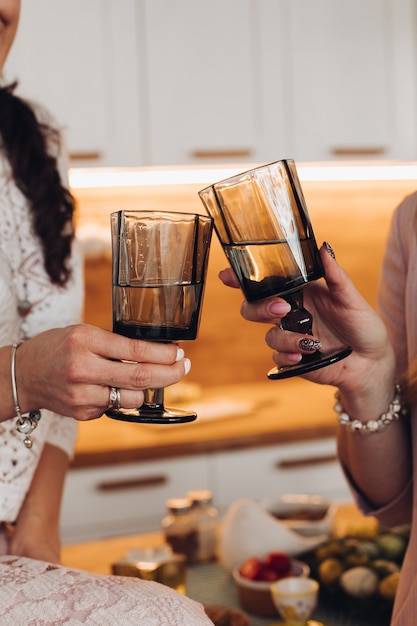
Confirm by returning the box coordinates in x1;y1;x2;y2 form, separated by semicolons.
43;411;78;460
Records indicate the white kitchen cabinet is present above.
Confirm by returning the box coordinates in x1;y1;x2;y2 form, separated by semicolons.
3;0;417;167
281;0;417;161
4;0;142;167
139;0;417;165
61;438;351;543
140;0;287;166
211;439;352;514
60;455;212;543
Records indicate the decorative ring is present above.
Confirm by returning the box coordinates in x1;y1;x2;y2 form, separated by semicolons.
108;386;121;410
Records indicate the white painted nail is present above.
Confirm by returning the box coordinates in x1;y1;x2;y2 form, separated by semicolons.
175;347;185;362
183;358;191;375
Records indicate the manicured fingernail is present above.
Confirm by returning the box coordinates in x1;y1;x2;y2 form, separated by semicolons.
298;337;322;352
323;241;336;259
183;358;191;375
175;347;185;362
269;301;292;316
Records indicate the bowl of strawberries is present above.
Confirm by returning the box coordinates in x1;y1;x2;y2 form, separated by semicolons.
232;551;310;617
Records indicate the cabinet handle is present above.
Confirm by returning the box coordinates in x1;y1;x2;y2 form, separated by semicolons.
191;148;252;159
330;147;386;157
69;151;102;161
275;453;337;470
95;474;168;492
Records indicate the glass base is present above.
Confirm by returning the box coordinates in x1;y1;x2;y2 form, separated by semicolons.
267;346;352;380
105;407;197;424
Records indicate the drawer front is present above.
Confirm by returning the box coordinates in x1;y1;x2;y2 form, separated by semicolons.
212;439;351;511
61;456;210;542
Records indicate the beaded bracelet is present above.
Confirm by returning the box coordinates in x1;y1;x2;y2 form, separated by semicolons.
334;383;408;434
11;342;42;449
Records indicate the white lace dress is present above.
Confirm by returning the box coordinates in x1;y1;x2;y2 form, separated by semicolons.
0;107;214;624
0;107;83;523
0;554;213;625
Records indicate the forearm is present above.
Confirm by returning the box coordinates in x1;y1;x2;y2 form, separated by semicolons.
337;381;412;511
10;443;70;563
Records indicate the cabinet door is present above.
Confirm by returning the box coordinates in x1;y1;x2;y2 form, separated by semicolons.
283;0;417;161
4;0;142;167
140;0;287;165
212;439;352;513
61;456;211;543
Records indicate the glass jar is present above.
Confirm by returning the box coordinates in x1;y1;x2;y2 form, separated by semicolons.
187;489;218;562
162;497;198;564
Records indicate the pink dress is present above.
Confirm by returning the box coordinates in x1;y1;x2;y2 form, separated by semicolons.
348;191;417;625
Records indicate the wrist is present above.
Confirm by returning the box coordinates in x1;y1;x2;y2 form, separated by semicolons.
335;383;408;434
12;342;42;448
335;349;396;419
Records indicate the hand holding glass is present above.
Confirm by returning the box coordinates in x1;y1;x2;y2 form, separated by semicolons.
107;210;213;424
198;159;351;379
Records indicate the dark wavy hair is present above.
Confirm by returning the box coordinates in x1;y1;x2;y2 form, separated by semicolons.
0;81;74;286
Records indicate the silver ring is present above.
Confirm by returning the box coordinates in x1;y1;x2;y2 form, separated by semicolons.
108;386;121;410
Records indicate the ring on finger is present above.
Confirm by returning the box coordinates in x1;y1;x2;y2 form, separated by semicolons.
108;386;121;410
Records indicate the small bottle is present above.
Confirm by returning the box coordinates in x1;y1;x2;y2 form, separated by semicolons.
187;489;218;562
162;498;198;565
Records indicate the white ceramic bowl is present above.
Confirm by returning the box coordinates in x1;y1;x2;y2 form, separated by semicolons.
232;559;310;617
260;493;337;538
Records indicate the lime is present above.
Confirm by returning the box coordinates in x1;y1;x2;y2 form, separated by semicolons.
376;534;407;561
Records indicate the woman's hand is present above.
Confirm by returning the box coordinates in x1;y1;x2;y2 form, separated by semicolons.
219;243;395;395
13;325;191;421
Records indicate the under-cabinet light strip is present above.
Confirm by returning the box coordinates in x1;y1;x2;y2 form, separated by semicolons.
69;163;417;189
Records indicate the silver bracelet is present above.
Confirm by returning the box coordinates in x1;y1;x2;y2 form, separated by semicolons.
334;383;408;434
11;342;41;449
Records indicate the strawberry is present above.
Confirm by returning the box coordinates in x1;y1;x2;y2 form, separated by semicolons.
264;551;291;576
259;566;280;582
239;556;263;580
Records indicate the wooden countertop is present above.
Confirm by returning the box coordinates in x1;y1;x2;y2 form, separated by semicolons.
72;379;337;468
72;172;411;470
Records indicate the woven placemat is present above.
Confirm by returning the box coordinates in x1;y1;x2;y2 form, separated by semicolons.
185;562;386;626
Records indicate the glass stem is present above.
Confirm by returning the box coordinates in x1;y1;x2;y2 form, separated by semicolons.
142;388;165;411
281;290;313;335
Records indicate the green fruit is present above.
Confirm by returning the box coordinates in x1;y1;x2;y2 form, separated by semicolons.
344;553;370;567
371;559;400;579
318;558;344;586
340;566;379;598
376;534;407;561
354;540;381;559
315;541;347;562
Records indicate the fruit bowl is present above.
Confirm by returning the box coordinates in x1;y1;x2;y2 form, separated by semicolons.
232;554;310;617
